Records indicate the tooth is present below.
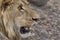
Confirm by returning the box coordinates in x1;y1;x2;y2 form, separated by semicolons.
25;28;28;30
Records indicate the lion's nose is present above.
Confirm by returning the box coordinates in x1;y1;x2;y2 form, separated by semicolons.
20;26;30;34
32;18;39;21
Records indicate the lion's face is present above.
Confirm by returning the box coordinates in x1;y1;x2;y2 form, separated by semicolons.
1;0;40;39
14;12;39;38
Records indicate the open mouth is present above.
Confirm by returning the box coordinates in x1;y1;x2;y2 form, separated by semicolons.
20;26;35;38
20;27;30;34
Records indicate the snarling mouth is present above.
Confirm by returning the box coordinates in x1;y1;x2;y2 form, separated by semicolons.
20;26;35;38
20;27;30;34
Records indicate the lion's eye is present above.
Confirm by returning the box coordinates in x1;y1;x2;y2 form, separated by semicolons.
18;4;23;10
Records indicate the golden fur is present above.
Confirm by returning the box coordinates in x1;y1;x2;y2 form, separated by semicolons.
0;0;40;40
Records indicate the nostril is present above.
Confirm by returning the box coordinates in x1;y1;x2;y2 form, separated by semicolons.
32;18;39;21
20;26;30;34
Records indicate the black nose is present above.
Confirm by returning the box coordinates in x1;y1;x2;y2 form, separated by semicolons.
20;26;30;34
32;18;39;21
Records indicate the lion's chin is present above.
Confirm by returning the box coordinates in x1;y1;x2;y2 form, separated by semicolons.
20;32;35;38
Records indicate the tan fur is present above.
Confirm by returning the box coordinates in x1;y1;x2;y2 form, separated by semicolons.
0;0;40;40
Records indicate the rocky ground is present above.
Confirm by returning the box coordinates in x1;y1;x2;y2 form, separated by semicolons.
24;0;60;40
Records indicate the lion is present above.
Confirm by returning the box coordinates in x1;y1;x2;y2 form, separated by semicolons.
0;0;40;40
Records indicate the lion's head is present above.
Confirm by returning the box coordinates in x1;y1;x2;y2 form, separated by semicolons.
0;0;40;40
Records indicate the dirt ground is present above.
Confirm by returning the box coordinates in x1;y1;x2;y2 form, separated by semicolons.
24;0;60;40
